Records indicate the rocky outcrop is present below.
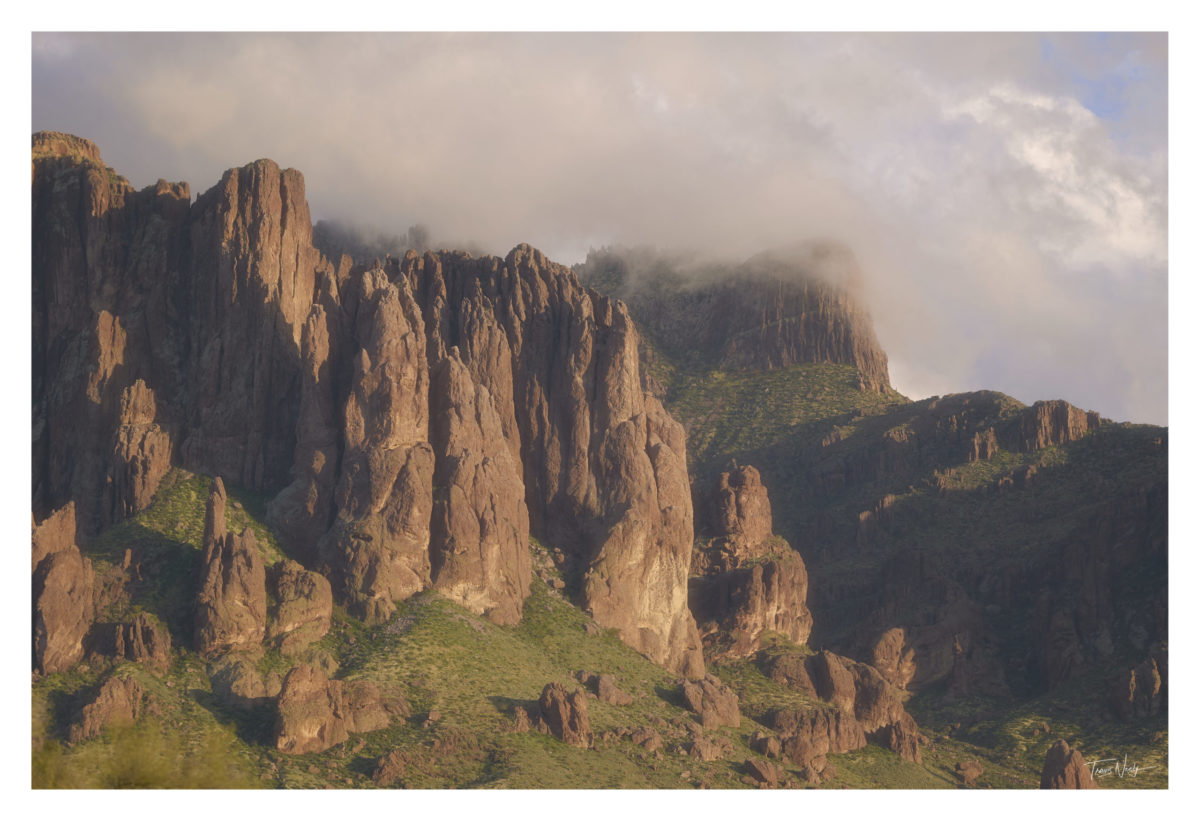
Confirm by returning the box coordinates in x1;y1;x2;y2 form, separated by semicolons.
275;664;348;754
194;478;267;657
1018;401;1101;452
766;650;923;763
178;158;323;493
709;465;773;552
32;504;94;675
1040;740;1098;789
772;706;867;769
32;502;77;573
688;736;728;762
266;560;333;654
351;679;407;733
870;628;916;691
273;664;401;754
95;612;172;673
32;134;191;536
690;466;812;658
537;683;592;748
265;301;341;565
69;675;153;742
680;675;741;729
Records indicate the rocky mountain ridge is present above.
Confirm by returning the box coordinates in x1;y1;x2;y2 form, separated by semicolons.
31;133;1166;789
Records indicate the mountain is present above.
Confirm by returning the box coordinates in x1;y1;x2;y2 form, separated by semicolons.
31;134;1167;789
578;246;1168;784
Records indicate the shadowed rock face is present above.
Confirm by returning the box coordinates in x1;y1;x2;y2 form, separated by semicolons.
32;134;705;677
576;244;892;393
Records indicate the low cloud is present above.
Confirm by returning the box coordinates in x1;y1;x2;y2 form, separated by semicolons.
32;32;1167;424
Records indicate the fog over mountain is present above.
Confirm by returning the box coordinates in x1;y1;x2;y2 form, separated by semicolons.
32;32;1167;424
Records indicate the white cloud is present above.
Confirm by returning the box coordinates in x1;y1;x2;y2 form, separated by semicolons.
31;32;1167;424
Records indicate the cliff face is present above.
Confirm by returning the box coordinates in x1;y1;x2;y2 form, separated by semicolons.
31;133;702;676
576;245;891;393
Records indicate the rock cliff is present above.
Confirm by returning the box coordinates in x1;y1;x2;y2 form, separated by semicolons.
31;134;703;676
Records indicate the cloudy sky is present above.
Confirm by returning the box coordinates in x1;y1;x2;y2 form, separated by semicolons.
31;32;1168;424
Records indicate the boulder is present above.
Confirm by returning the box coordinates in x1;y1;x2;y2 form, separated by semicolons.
871;713;923;764
69;676;152;742
745;757;783;786
538;683;592;748
807;651;857;714
596;674;634;706
750;731;783;759
630;727;663;752
372;750;411;788
342;679;392;734
688;736;725;762
680;675;741;729
764;653;818;697
1040;740;1098;789
274;664;348;755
